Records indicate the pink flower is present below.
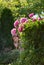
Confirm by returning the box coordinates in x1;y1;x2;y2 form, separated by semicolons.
38;17;41;21
29;13;34;18
14;43;18;48
20;18;28;23
14;20;19;27
11;28;16;36
32;18;36;22
18;26;23;32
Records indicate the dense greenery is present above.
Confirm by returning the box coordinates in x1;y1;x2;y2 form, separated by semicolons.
0;0;44;65
20;20;44;65
0;0;44;49
11;20;44;65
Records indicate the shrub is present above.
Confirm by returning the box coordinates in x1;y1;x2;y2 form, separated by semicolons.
0;8;14;48
10;19;44;65
20;20;44;65
10;11;44;64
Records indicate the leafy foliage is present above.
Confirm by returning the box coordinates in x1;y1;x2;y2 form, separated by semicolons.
10;20;44;65
0;8;14;49
0;0;44;65
20;20;44;65
0;49;19;64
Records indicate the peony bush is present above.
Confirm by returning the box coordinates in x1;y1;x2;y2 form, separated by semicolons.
11;13;44;65
11;12;44;36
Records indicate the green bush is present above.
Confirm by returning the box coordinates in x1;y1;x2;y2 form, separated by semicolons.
0;0;44;64
0;8;14;49
10;20;44;65
20;20;44;65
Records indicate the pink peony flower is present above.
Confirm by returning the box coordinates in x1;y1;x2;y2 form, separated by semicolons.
29;13;34;18
20;18;28;23
32;18;36;22
11;28;16;36
14;43;18;48
38;17;41;21
18;26;23;32
14;20;19;27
